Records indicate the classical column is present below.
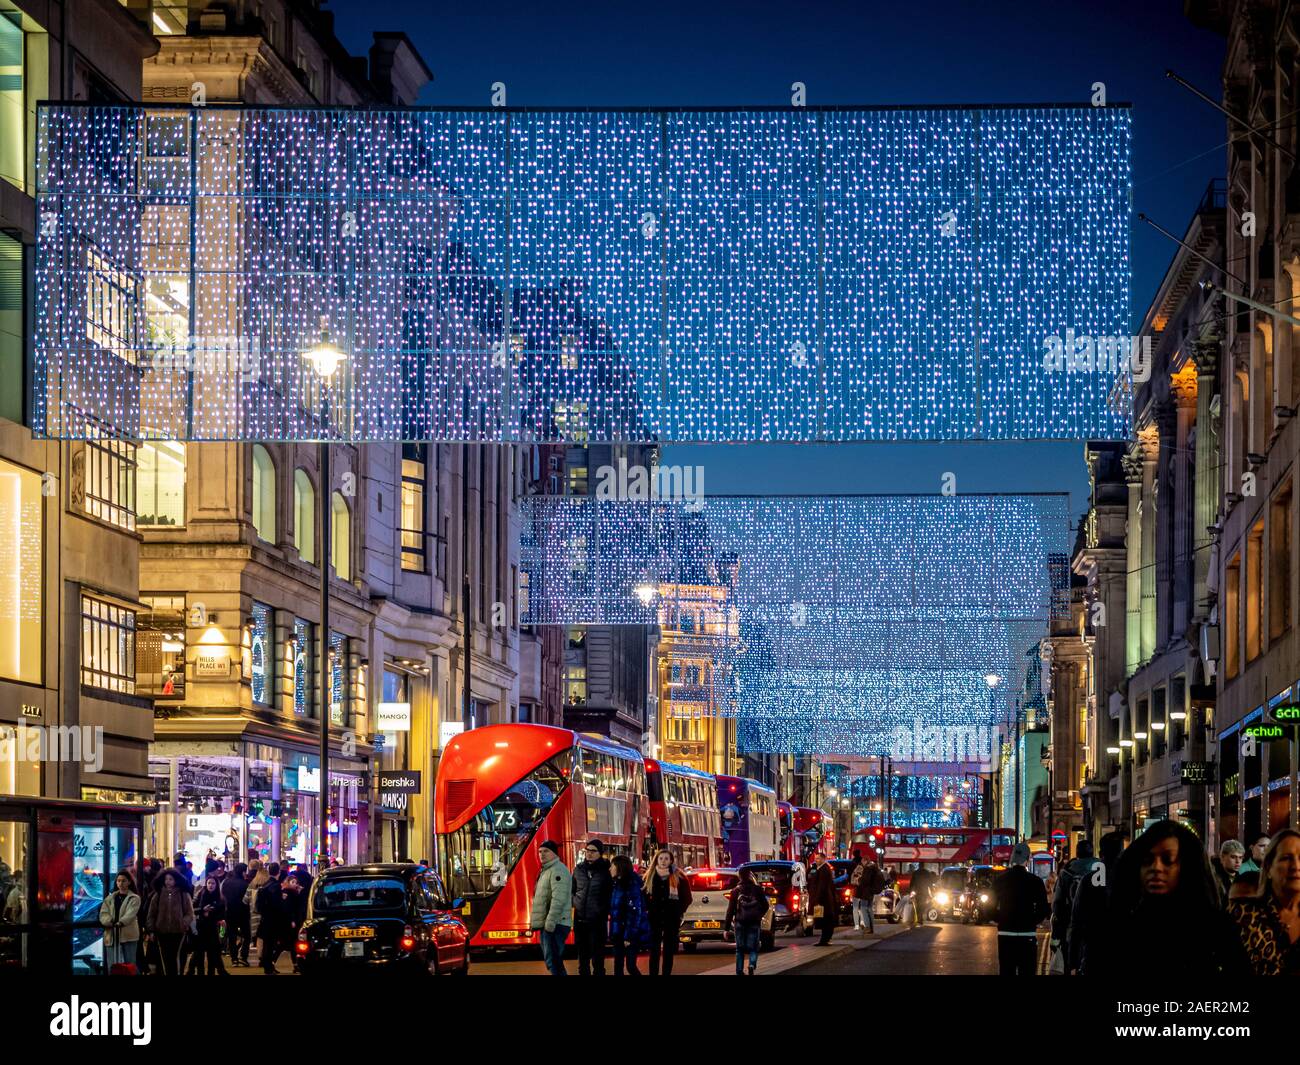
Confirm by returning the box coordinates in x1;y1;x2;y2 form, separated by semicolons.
1123;452;1144;676
1154;399;1178;649
1139;433;1159;663
1191;337;1220;617
1169;379;1198;637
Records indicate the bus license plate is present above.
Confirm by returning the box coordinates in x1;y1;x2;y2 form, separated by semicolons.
343;940;365;958
333;926;375;939
485;930;521;940
694;920;722;929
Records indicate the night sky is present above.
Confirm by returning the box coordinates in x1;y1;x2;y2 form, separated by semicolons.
331;0;1226;519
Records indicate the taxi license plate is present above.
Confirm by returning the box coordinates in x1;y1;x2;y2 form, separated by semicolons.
333;926;375;939
343;941;365;958
693;920;722;929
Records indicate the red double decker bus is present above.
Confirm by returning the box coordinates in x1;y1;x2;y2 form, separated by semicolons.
643;759;723;870
852;825;1015;874
792;806;835;861
778;801;795;860
434;723;646;948
716;775;780;865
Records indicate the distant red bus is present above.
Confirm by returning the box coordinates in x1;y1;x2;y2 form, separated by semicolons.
434;723;646;948
716;775;780;865
778;801;796;860
852;825;1015;875
644;759;723;870
792;806;835;862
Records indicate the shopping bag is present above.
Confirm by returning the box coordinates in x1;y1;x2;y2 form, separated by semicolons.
812;905;825;918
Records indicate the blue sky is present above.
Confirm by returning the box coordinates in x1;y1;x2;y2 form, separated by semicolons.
332;0;1226;517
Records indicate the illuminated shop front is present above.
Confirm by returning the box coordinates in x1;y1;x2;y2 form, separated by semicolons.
145;741;369;870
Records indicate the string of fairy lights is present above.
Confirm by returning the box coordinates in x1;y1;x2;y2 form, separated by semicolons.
34;104;1130;443
519;494;1068;753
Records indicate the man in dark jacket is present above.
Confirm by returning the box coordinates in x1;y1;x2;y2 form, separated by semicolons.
993;842;1050;975
1066;831;1125;975
808;852;839;945
571;840;613;976
222;862;251;967
853;860;885;933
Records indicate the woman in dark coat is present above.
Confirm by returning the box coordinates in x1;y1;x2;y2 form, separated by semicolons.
1087;820;1251;978
642;849;693;976
190;874;227;975
607;854;649;976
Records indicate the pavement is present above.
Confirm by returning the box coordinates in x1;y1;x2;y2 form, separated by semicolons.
696;918;914;975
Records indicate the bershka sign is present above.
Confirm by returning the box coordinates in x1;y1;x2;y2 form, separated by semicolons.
49;996;151;1044
378;770;420;794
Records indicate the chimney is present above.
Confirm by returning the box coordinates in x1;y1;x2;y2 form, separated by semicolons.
369;32;433;106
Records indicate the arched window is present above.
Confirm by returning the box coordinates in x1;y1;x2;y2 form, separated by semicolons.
252;445;275;542
293;469;315;563
331;491;351;580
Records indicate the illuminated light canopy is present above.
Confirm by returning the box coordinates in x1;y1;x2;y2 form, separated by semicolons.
35;104;1130;443
521;493;1069;754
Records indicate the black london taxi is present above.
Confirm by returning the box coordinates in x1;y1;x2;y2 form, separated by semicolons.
295;863;470;974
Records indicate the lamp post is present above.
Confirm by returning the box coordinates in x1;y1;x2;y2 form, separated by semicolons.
984;673;1001;863
303;318;346;871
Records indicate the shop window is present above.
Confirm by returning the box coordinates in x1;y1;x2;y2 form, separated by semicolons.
80;594;135;695
400;443;426;572
81;436;136;531
293;617;313;716
1269;482;1292;641
0;457;41;684
252;444;275;542
137;441;185;526
1225;552;1240;679
329;631;348;726
293;469;315;563
331;491;350;580
250;601;273;706
136;594;185;698
1246;520;1263;662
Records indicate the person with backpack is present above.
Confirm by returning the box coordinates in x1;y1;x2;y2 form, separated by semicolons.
1066;831;1124;975
1050;840;1097;970
993;842;1050;975
608;854;649;975
725;866;770;975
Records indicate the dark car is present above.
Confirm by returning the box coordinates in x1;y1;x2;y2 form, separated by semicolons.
738;860;815;946
295;863;470;975
959;865;997;925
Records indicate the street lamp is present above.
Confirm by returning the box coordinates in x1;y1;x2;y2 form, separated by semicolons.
984;673;1001;862
303;316;346;871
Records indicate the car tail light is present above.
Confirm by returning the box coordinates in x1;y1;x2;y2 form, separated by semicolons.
790;890;801;908
400;925;417;952
294;935;310;956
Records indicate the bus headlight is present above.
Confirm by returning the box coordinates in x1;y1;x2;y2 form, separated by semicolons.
934;891;950;906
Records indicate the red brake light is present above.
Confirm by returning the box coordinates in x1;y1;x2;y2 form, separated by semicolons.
400;925;417;952
294;936;310;955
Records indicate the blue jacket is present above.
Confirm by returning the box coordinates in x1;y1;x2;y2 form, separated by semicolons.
609;875;650;946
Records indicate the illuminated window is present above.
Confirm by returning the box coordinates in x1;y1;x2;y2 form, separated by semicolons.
293;469;315;563
518;570;529;619
0;457;41;684
331;491;350;580
250;601;273;706
85;247;138;365
400;442;426;572
136;594;185;698
252;445;275;542
564;665;587;706
0;233;20;424
553;400;589;444
329;631;348;725
0;11;23;191
81;593;135;694
567;466;588;495
137;440;185;526
293;617;313;716
560;335;580;370
82;436;136;531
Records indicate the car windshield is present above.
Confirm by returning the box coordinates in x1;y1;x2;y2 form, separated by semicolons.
313;877;406;914
745;866;791;890
941;870;967;889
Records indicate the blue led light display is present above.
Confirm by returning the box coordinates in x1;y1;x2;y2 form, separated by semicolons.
34;105;1130;443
